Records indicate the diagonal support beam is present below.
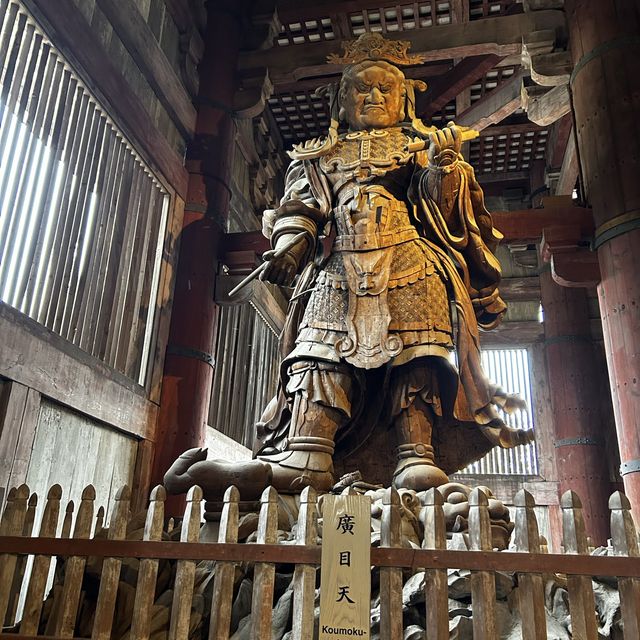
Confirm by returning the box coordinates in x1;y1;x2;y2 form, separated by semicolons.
418;54;502;120
456;69;526;130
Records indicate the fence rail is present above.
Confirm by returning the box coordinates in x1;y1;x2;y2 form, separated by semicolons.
0;482;639;639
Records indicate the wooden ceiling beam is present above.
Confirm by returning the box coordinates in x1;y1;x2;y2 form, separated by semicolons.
269;62;453;95
239;10;565;83
456;69;526;130
418;54;502;119
500;277;541;302
492;202;594;242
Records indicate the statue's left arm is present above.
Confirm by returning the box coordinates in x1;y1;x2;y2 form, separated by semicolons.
416;125;506;329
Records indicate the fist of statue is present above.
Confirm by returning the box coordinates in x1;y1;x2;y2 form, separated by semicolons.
259;249;299;287
428;123;462;166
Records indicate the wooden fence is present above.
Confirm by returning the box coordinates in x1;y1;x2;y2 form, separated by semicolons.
0;482;639;639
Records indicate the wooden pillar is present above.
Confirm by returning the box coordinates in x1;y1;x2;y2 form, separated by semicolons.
540;269;611;544
565;0;640;514
151;2;242;491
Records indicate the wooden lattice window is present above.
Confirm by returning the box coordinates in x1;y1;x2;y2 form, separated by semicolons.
0;1;170;385
460;347;538;475
209;304;280;449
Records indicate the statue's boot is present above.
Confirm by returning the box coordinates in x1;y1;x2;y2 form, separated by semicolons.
392;400;448;491
164;447;273;500
257;395;343;493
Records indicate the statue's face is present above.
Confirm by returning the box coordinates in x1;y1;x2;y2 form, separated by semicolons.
342;64;404;130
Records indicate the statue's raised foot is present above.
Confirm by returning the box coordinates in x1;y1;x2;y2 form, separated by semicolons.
257;437;335;493
163;447;272;501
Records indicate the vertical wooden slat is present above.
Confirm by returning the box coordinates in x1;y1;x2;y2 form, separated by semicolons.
291;486;318;640
20;483;62;635
0;484;29;625
168;485;202;640
74;128;121;347
5;490;37;626
208;485;240;640
37;85;89;324
91;485;131;640
23;68;77;314
55;485;96;638
379;487;403;640
513;489;546;640
130;485;166;640
422;487;448;640
60;499;74;539
561;490;599;640
94;505;105;537
468;488;497;640
49;101;103;333
250;486;279;639
608;491;640;638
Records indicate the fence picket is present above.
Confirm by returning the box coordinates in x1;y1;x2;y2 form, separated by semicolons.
130;485;166;640
380;487;403;640
5;490;37;626
608;491;640;638
468;488;497;640
422;488;448;640
44;499;76;635
20;484;62;635
55;485;96;638
169;485;203;640
208;485;240;640
250;486;279;639
0;485;30;626
91;485;131;640
60;499;74;539
94;505;105;537
561;490;599;640
513;489;546;640
291;486;318;640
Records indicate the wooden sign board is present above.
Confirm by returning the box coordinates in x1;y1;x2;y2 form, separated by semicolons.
319;493;371;639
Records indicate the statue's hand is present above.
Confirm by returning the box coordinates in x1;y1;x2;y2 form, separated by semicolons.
428;123;462;167
259;249;299;287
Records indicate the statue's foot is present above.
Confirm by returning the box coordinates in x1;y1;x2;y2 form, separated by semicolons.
392;459;449;492
258;449;334;494
164;447;273;501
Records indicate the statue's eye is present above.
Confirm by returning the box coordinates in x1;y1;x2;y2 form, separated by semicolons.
356;84;368;93
380;85;391;93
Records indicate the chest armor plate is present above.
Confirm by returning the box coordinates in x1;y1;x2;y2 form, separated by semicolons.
319;128;413;178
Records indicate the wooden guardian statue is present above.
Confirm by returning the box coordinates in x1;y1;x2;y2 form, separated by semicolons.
165;33;533;500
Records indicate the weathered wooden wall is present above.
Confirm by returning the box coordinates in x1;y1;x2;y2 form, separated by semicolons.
0;0;202;511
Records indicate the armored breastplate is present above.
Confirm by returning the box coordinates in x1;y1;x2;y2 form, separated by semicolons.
319;127;413;179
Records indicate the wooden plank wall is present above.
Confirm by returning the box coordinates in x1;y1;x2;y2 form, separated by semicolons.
0;0;201;511
25;400;137;525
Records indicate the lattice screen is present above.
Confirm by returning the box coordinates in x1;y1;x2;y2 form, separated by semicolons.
460;347;539;475
0;1;170;384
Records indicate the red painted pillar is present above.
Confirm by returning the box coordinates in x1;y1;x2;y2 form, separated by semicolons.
540;270;611;544
565;1;640;515
151;2;242;490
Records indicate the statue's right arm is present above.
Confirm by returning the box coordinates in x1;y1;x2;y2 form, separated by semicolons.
260;159;326;287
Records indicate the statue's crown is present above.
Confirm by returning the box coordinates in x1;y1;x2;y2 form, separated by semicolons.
327;32;425;66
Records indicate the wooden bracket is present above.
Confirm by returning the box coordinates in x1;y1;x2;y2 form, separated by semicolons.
541;223;600;288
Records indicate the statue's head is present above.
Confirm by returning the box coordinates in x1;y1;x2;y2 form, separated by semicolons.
339;60;406;130
329;33;426;132
289;34;429;159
